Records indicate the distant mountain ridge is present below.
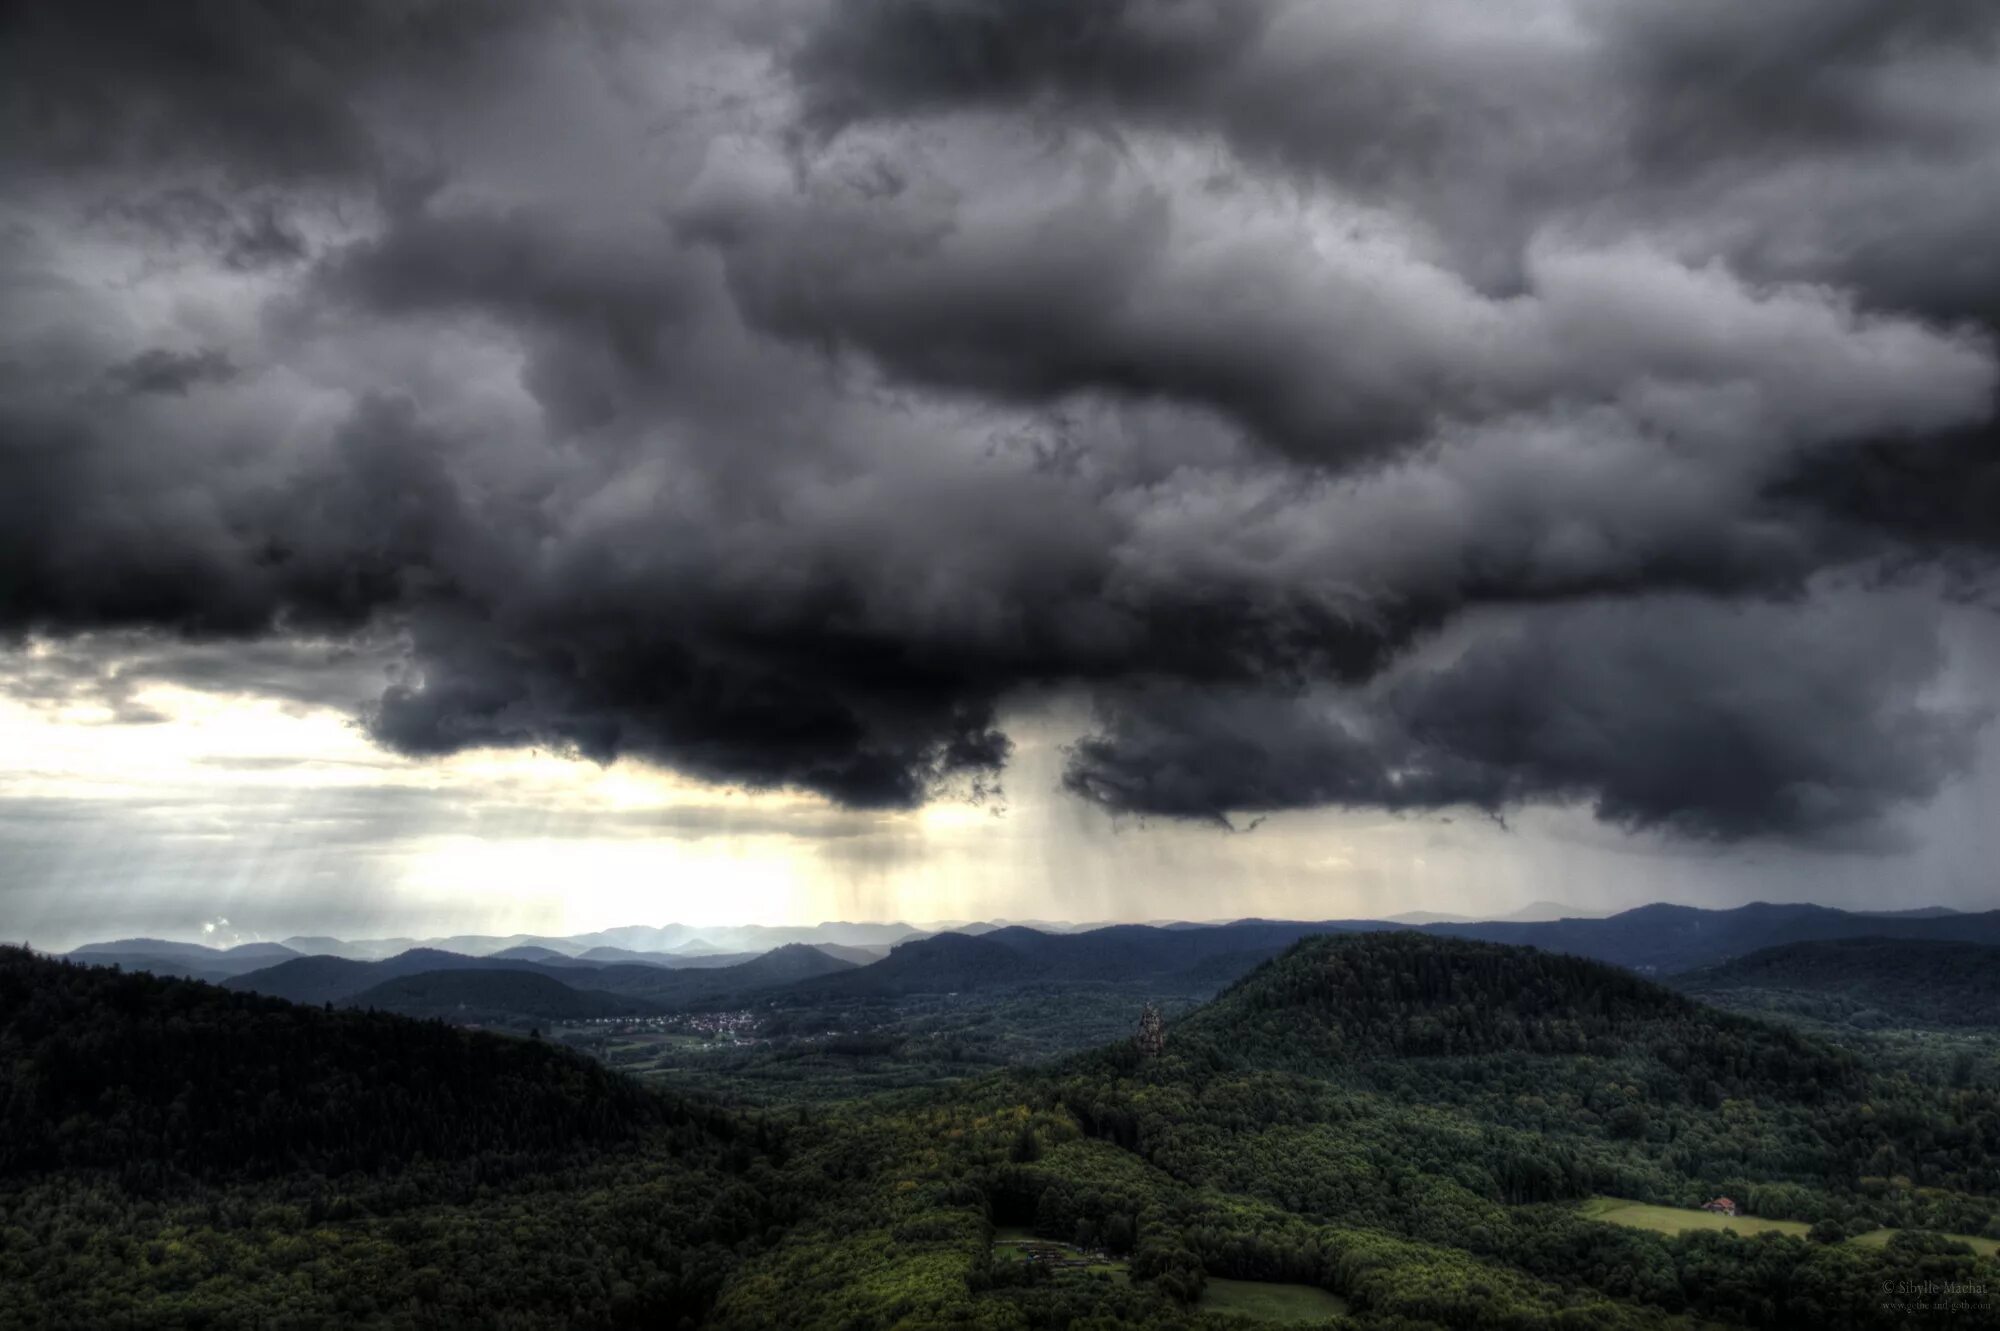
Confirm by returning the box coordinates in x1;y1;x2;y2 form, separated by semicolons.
224;940;860;1014
63;901;2000;1029
1425;901;2000;973
62;938;303;984
1673;938;2000;1027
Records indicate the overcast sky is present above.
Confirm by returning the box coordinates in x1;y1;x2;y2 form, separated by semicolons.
5;1;2000;949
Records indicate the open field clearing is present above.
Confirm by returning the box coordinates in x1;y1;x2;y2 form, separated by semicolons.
1581;1197;1812;1239
1584;1197;2000;1257
1198;1276;1351;1323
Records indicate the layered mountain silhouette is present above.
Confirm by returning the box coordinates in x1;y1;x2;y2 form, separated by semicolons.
58;901;2000;1029
222;941;858;1016
347;969;668;1022
63;938;302;984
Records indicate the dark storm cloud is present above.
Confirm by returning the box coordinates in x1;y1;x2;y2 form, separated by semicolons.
791;1;2000;296
107;347;237;396
688;151;1989;465
2;1;1998;839
791;0;1268;125
1601;0;2000;165
1066;596;1979;844
93;189;312;273
0;0;547;182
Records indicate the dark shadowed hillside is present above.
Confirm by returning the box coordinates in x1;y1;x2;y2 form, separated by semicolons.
981;921;1353;981
489;944;583;965
0;947;803;1328
788;931;1046;997
226;947;560;1004
347;969;666;1022
1674;938;2000;1027
223;952;381;1003
0;947;679;1186
576;942;859;1004
1167;932;1861;1102
724;941;858;987
778;921;1363;1000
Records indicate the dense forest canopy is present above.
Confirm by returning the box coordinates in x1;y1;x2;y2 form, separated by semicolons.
1674;938;2000;1028
5;934;1999;1328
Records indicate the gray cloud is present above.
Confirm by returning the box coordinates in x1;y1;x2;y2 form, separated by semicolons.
686;125;1992;465
106;347;238;397
1;1;1997;842
0;634;399;718
1066;593;1981;845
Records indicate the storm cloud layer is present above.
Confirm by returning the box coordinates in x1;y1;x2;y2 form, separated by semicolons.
3;1;1998;842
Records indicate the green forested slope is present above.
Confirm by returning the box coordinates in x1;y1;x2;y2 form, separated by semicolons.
7;936;2000;1330
1674;938;2000;1027
0;950;675;1184
0;948;797;1328
345;968;664;1023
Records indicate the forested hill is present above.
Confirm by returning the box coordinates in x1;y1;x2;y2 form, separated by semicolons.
711;941;856;987
345;968;666;1023
224;941;864;1015
784;930;1043;996
1673;938;2000;1027
548;941;860;1004
776;920;1376;999
0;946;680;1188
225;947;560;1005
1167;933;1858;1093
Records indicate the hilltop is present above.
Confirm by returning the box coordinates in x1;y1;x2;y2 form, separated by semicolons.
778;920;1376;1000
565;942;858;1003
1183;932;1711;1060
1160;932;1861;1109
786;931;1040;997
